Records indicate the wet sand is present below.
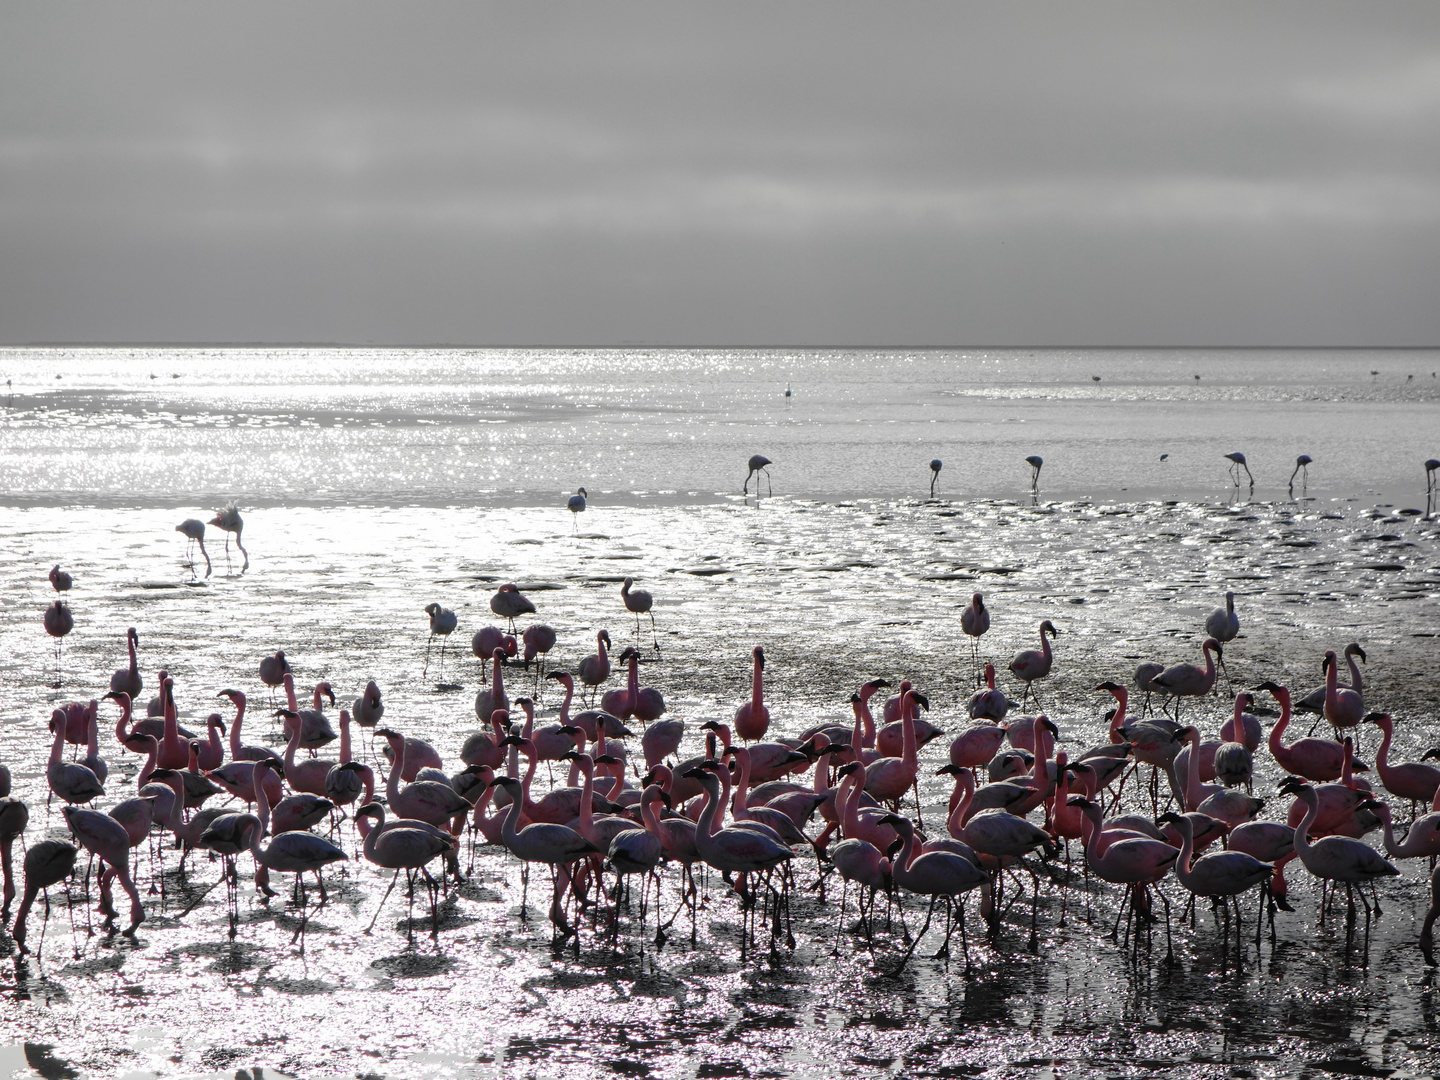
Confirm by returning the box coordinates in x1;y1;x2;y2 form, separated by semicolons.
1;496;1438;1078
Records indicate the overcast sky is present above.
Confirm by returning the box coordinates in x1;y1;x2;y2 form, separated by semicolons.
3;3;1438;347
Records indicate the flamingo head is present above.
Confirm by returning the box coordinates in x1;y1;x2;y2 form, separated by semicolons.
423;603;440;617
837;761;864;779
822;743;851;758
103;690;131;707
1346;643;1368;663
1040;620;1058;637
935;763;962;776
486;776;521;792
1094;681;1122;694
546;670;571;684
207;715;227;735
1277;776;1309;797
1363;712;1391;728
598;630;611;647
618;647;638;663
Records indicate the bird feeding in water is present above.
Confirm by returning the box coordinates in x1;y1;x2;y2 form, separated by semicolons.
567;488;587;533
1290;455;1312;494
422;603;458;680
1224;452;1253;488
1025;455;1043;492
175;519;211;578
744;455;772;496
929;459;942;497
208;504;248;572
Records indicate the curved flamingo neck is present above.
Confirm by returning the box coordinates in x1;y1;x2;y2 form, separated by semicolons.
1269;692;1292;760
894;825;918;875
1172;820;1195;880
1324;654;1339;712
1346;651;1364;693
254;765;273;831
557;678;573;723
284;717;303;772
750;654;764;710
695;776;721;840
1183;727;1202;809
841;770;865;836
985;664;997;690
628;654;640;705
338;711;352;763
1291;789;1318;855
900;691;917;769
283;674;298;713
228;697;246;755
729;751;753;818
48;721;65;764
576;759;595;837
136;741;158;787
947;771;974;837
1373;718;1393;773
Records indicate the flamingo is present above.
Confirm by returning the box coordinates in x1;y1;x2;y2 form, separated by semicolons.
237;812;347;912
377;729;472;826
1133;662;1168;716
1008;620;1058;708
48;564;73;591
284;674;337;749
217;689;278;761
1205;591;1239;644
1025;455;1043;491
620;578;658;651
1258;682;1348;782
110;627;142;698
1280;778;1398;920
472;627;516;663
929;458;942;497
744;454;773;496
422;602;458;679
1368;799;1440;860
474;646;511;721
63;805;144;933
683;766;793;917
258;650;290;700
0;796;27;922
1072;796;1179;940
967;663;1009;722
46;712;103;806
279;710;339;796
567;487;587;532
1295;643;1364;715
1228;819;1297;911
42;600;73;682
1428;458;1440;518
960;593;989;679
1150;638;1223;723
949;724;1008;776
880;812;988;969
1366;713;1440;811
1158;811;1271;939
1224;452;1253;487
1219;690;1263;751
353;680;385;730
1423;863;1440;964
1174;726;1263;827
10;839;78;955
490;584;536;634
355;803;456;935
734;645;770;742
1320;649;1365;731
488;775;598;935
863;688;927;807
577;630;612;705
252;758;332;835
521;624;557;680
1289;454;1312;493
175;519;211;577
208;504;248;571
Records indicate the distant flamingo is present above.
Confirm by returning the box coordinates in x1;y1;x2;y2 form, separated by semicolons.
490;584;536;634
1290;454;1312;493
960;593;989;679
567;487;587;532
1008;619;1058;708
43;600;74;683
474;647;510;720
734;645;770;742
1295;642;1364;715
208;504;248;571
1133;662;1168;716
744;454;773;496
1321;649;1365;731
48;564;73;592
1025;455;1043;491
1367;713;1440;811
1205;591;1239;644
929;459;942;497
352;680;385;730
175;519;211;577
1224;452;1253;487
258;650;290;701
110;627;143;698
422;602;458;679
621;578;658;650
471;627;517;662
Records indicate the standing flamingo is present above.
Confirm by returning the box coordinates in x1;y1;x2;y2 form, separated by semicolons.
1224;452;1253;488
487;775;598;936
175;519;211;577
620;578;658;651
734;645;770;742
744;454;773;496
1025;455;1043;491
1321;649;1364;732
1258;682;1347;782
521;624;557;682
1426;458;1439;519
421;602;458;680
63;805;145;933
1366;713;1440;812
1289;454;1312;493
1295;643;1364;715
1205;591;1239;644
43;600;74;684
1280;778;1398;921
490;584;536;634
475;647;510;721
961;593;989;680
48;564;73;592
109;628;143;698
1008;620;1058;708
258;650;290;701
1150;638;1223;723
567;487;587;532
208;504;248;571
10;839;77;955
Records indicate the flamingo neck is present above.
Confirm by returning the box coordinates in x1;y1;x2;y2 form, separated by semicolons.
338;713;351;764
1292;790;1318;855
1346;653;1364;692
840;772;863;836
557;680;573;724
577;763;594;836
1374;720;1392;772
1174;821;1195;880
730;753;752;817
751;658;764;709
948;773;973;837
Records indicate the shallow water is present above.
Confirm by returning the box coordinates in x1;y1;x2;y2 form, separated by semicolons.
1;349;1439;1079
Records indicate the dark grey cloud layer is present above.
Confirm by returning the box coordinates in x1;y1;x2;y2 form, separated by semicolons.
3;2;1438;345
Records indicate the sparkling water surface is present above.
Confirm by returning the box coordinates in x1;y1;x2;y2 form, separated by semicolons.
0;349;1438;1079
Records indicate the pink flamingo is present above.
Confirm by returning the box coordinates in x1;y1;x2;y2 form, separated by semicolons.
377;730;471;826
48;564;73;592
490;583;536;634
880;812;989;970
109;627;142;698
521;624;557;680
1151;638;1224;723
10;839;77;956
63;805;145;934
208;504;248;571
1295;643;1364;715
1368;799;1440;860
471;627;517;662
878;681;944;757
217;689;279;761
46;713;103;806
620;578;658;651
1258;681;1347;782
42;600;74;683
1367;712;1440;811
487;775;598;936
576;630;612;705
1072;796;1179;941
1322;650;1365;731
862;688;926;808
961;593;990;680
1008;620;1058;708
1280;778;1398;920
734;646;770;742
474;647;511;722
175;519;211;577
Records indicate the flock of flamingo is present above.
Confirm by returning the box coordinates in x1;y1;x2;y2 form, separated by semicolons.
7;549;1440;973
